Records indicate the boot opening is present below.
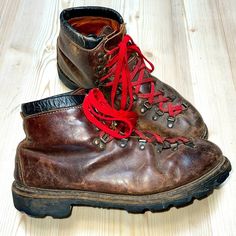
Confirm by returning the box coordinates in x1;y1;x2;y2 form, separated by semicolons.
68;16;120;37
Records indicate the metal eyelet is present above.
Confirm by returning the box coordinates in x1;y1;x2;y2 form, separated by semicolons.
155;108;164;116
94;80;100;86
185;140;196;148
140;101;152;114
167;116;175;128
99;142;106;150
93;138;100;146
95;127;100;132
140;107;147;114
133;94;138;101
143;101;152;109
97;52;105;58
139;139;147;150
110;121;118;130
168;94;177;101
100;133;109;144
170;143;178;151
97;51;108;65
182;101;188;110
116;87;122;95
98;70;103;76
93;134;110;150
163;141;171;149
93;138;106;150
119;138;128;148
153;114;160;120
98;58;104;63
102;67;109;74
96;65;103;71
156;143;163;153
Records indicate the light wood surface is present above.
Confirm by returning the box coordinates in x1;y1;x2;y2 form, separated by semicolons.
0;0;236;235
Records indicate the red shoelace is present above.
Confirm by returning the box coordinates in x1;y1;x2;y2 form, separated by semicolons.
83;89;189;145
83;88;137;139
100;34;183;117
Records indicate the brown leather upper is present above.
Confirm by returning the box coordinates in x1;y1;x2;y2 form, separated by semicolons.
57;7;207;139
15;94;222;195
57;18;126;87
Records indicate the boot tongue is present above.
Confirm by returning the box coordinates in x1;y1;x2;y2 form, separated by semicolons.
97;25;114;37
86;21;125;50
87;25;114;38
85;25;116;49
104;24;126;50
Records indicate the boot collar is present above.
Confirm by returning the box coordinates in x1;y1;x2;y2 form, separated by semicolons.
60;6;124;49
21;92;85;116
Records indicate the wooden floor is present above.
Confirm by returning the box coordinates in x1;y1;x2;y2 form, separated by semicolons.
0;0;236;235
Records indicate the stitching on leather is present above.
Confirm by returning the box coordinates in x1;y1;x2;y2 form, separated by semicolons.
24;106;82;120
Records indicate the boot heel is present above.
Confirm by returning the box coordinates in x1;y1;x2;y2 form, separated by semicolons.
12;190;72;218
57;64;79;90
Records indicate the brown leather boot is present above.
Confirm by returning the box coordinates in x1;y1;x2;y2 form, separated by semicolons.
12;90;231;218
57;6;208;139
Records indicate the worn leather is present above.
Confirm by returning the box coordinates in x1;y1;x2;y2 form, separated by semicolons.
57;7;207;139
15;94;223;195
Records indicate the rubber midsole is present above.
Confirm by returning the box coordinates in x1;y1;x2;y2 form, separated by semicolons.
12;156;230;205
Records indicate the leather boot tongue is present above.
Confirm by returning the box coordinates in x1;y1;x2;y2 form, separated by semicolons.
98;25;115;37
87;25;114;40
86;25;116;49
104;24;125;50
86;22;125;49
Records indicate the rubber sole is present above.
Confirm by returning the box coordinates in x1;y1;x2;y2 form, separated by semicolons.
12;156;231;218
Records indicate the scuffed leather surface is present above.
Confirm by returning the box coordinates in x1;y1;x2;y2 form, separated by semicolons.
131;75;206;138
15;103;222;195
135;78;206;138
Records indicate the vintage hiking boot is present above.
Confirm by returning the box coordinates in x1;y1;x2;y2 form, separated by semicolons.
57;6;208;139
12;89;231;218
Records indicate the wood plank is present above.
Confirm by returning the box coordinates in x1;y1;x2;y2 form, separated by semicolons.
0;0;235;235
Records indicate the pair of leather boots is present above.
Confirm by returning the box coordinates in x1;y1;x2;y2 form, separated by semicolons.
12;6;231;218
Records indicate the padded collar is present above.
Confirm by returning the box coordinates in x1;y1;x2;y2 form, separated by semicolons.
60;6;123;49
21;93;85;116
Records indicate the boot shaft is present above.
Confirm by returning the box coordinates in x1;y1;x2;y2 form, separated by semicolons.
57;6;126;88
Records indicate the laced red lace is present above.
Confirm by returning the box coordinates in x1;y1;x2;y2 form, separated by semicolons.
83;89;189;145
83;88;138;139
100;34;183;117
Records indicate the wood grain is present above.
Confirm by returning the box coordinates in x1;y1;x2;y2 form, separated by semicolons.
0;0;235;235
